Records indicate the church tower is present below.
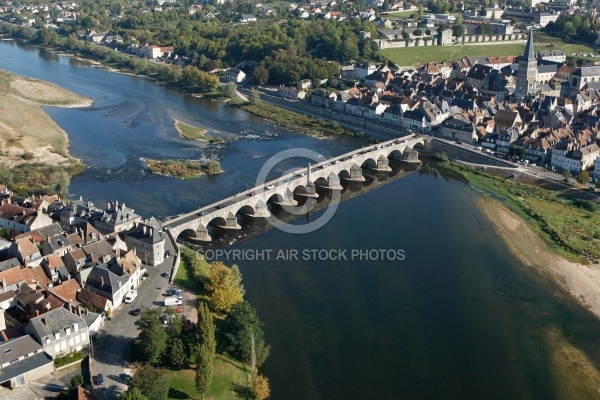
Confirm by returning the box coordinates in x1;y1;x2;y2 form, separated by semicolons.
515;30;537;101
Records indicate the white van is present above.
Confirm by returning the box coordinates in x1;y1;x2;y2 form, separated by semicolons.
164;296;182;307
124;290;137;304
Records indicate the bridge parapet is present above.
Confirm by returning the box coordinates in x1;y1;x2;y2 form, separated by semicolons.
165;136;426;241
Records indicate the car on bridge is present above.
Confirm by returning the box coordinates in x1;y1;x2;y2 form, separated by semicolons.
265;185;275;190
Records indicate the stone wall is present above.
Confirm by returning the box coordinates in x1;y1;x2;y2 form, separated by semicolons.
376;32;526;49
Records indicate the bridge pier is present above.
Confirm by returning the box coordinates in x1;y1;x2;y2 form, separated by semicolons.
316;172;343;190
195;225;212;241
370;155;392;172
296;181;319;198
250;200;271;218
344;163;366;182
272;188;299;205
218;212;241;230
398;148;421;164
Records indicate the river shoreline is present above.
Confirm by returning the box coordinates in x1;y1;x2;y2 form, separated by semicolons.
476;196;600;319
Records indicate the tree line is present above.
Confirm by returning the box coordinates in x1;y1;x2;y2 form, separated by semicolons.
119;247;270;400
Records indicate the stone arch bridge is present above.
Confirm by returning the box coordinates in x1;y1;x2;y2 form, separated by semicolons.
163;135;426;241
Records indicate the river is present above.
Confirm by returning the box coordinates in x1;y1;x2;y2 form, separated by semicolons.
3;40;600;400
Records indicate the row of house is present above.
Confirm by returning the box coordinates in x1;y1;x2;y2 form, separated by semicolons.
0;186;171;390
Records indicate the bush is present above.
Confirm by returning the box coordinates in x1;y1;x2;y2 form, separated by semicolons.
54;352;83;368
21;152;35;160
70;374;83;387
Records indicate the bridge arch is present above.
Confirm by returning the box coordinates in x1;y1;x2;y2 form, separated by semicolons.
237;204;256;216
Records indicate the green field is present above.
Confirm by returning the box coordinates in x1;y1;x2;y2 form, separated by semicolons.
380;37;598;66
167;355;251;400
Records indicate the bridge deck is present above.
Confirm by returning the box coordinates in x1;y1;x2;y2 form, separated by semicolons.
163;135;424;233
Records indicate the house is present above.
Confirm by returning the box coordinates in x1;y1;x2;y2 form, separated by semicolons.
297;79;312;90
593;156;600;179
277;86;306;100
10;236;43;267
123;218;164;267
25;307;89;358
403;110;433;133
354;61;378;80
0;335;54;389
90;201;140;234
240;14;257;23
440;117;477;144
46;279;83;315
78;288;112;315
79;263;129;309
0;203;54;234
226;68;246;83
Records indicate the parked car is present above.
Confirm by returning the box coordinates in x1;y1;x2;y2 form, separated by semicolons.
265;185;275;190
96;374;104;385
130;308;142;316
162;272;171;278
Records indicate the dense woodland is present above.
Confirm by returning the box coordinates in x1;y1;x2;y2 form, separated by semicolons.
2;0;385;88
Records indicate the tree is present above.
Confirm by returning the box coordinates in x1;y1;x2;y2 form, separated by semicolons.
563;169;571;180
129;364;169;400
169;338;187;369
456;13;464;25
218;301;270;366
119;388;149;400
480;7;487;16
206;159;221;175
249;88;261;105
202;262;245;313
196;302;216;358
251;374;271;400
577;170;590;184
70;374;83;387
251;66;269;86
413;28;423;36
195;344;213;399
136;309;168;364
223;82;237;98
491;11;497;21
452;24;465;37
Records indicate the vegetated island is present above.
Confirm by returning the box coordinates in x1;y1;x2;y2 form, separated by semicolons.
172;118;224;144
143;158;222;179
0;69;92;196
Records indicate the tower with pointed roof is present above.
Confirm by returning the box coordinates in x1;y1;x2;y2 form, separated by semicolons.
515;30;537;100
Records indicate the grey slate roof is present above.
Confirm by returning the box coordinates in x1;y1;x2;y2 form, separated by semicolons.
0;335;42;365
524;29;535;62
124;217;164;244
26;307;87;345
0;352;52;384
83;263;128;299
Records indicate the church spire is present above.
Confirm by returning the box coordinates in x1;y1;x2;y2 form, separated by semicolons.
524;29;536;62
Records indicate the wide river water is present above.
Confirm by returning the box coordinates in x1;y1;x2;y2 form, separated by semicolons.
3;40;600;400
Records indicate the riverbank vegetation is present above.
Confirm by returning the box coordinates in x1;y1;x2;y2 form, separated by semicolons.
121;246;270;400
144;158;222;179
239;100;372;141
442;162;600;262
173;119;209;141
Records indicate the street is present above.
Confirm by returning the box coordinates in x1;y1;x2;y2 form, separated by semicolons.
91;235;185;400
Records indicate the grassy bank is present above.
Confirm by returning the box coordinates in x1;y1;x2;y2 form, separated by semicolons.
166;355;250;400
239;101;373;141
173;119;210;141
442;162;600;262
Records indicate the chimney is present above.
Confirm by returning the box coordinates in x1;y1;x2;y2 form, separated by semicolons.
149;227;153;237
100;276;104;287
115;200;119;209
2;278;5;289
43;317;48;326
142;225;147;236
35;310;39;317
122;202;125;210
24;259;28;269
